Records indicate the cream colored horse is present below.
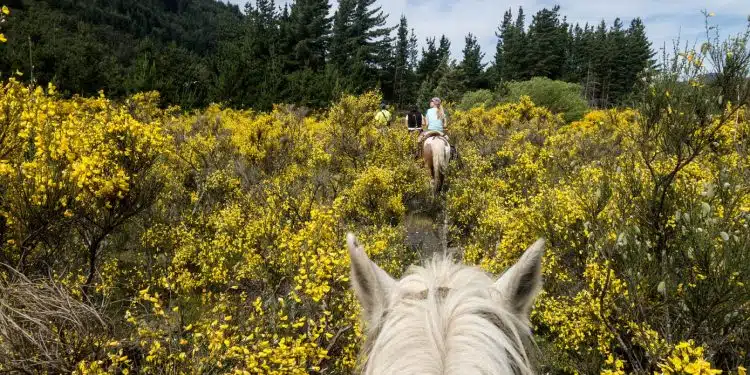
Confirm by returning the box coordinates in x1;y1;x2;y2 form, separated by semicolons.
422;135;451;195
347;233;545;375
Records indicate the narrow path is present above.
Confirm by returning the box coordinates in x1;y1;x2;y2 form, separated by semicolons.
403;202;450;261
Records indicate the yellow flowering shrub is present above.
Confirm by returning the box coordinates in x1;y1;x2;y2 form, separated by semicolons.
657;340;722;375
446;93;750;374
65;90;427;374
1;79;748;375
0;79;167;280
0;5;9;43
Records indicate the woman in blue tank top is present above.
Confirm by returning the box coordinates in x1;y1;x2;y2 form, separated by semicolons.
425;97;446;133
416;97;448;149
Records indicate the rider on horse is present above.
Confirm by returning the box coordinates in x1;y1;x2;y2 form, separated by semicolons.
417;97;449;157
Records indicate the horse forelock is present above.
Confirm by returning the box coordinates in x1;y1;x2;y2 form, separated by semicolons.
359;255;536;375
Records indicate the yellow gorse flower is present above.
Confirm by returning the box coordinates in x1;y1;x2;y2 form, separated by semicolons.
0;80;744;374
656;340;723;375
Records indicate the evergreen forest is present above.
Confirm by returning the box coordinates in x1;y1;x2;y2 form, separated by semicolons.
0;1;653;110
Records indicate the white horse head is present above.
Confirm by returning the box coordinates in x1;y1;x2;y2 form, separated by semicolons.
347;233;545;375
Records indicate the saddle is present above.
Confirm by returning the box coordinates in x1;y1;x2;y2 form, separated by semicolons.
417;131;452;159
420;131;450;145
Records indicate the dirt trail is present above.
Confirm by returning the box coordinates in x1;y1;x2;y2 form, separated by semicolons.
403;207;450;261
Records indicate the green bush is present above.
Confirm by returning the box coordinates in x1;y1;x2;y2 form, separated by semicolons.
504;77;588;122
458;89;496;111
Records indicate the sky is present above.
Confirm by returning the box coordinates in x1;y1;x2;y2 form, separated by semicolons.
226;0;750;64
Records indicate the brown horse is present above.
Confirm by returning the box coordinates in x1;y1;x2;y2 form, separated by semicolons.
422;134;451;195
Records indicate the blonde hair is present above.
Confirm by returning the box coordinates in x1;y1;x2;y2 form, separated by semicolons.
431;98;445;121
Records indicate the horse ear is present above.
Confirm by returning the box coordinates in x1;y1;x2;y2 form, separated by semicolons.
347;232;396;322
494;238;545;318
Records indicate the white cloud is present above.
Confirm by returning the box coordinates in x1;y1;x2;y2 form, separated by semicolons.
226;0;750;64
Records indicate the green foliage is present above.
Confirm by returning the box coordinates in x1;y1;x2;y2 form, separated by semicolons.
492;6;655;107
286;0;331;72
392;16;416;107
504;77;588;121
0;0;240;108
443;21;750;370
432;59;465;104
459;33;488;90
525;5;568;79
496;7;528;82
458;89;495;110
329;0;394;94
0;1;656;111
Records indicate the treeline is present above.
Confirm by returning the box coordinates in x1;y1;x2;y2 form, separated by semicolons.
0;0;654;109
492;6;655;107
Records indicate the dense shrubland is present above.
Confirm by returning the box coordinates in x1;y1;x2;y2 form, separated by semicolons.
1;19;749;375
0;86;430;374
446;25;750;373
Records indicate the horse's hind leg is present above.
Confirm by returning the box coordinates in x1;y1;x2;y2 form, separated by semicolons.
436;169;444;193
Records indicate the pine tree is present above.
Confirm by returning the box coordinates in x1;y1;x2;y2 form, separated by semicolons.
408;29;419;70
213;0;282;108
286;0;331;71
622;18;655;103
491;9;513;86
249;0;278;56
526;6;567;79
592;20;613;106
329;0;356;75
352;0;395;92
574;20;614;106
277;5;296;73
579;23;598;105
606;18;630;104
437;35;451;62
256;0;289;108
392;15;412;107
406;28;420;106
515;7;525;29
417;78;436;107
328;0;394;93
500;6;528;81
417;37;440;82
416;35;452;102
460;33;487;90
563;23;585;83
432;57;464;104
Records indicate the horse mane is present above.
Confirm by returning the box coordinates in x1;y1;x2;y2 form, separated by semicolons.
357;253;538;375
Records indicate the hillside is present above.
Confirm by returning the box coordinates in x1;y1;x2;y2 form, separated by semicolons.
0;1;654;110
0;0;242;106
